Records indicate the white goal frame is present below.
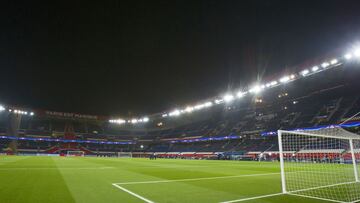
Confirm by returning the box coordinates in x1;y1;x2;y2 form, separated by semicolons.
278;128;360;203
117;152;132;158
67;151;85;157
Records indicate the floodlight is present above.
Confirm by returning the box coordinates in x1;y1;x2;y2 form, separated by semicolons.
30;112;34;116
223;94;234;102
330;59;338;65
185;106;194;113
214;99;223;104
131;119;138;124
169;109;180;116
344;53;353;60
142;117;149;122
237;91;245;98
270;81;278;86
0;105;4;111
116;119;126;124
312;66;319;72
204;101;213;107
162;114;168;117
301;69;309;76
280;76;290;83
321;62;329;68
194;104;203;110
354;49;360;57
249;85;262;94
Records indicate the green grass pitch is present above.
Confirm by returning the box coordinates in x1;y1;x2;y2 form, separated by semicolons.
0;156;345;203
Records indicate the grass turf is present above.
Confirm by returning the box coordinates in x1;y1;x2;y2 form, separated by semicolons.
0;156;347;203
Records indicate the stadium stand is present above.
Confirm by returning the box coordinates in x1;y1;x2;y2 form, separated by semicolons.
0;62;360;158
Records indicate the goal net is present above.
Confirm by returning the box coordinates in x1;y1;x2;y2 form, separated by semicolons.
67;151;85;157
278;126;360;202
117;152;132;158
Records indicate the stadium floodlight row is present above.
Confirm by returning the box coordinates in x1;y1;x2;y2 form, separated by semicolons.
0;105;34;116
109;116;149;124
108;44;360;125
0;45;359;126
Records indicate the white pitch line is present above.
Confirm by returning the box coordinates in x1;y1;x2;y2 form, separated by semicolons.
289;181;357;194
288;193;348;203
112;183;155;203
220;193;284;203
114;172;280;185
0;167;114;170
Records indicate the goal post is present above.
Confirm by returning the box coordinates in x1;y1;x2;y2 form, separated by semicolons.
278;127;360;203
67;151;85;157
117;152;132;158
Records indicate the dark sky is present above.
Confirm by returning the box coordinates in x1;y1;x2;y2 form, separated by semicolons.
1;0;360;116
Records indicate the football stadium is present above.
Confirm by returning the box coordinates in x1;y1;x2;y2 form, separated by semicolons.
1;1;360;203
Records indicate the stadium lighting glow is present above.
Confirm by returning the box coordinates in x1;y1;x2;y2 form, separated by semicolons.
223;94;234;102
321;62;330;68
270;81;278;86
354;49;360;57
344;53;353;60
0;105;4;111
30;112;34;116
109;119;126;124
169;109;181;117
249;85;262;94
279;76;290;83
237;91;245;98
142;117;149;122
185;106;194;113
155;43;360;121
330;59;338;65
131;119;138;124
301;69;310;76
312;66;319;72
214;99;223;104
193;104;203;110
204;101;213;107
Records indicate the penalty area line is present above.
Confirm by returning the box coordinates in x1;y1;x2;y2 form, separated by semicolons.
112;183;155;203
114;172;280;185
220;193;284;203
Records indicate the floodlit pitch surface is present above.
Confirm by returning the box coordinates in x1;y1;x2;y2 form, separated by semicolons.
0;156;345;203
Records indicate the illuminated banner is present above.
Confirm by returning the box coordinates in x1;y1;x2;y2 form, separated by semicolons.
0;136;134;145
45;111;98;120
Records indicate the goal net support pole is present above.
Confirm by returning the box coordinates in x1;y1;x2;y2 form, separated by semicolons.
349;139;359;182
278;130;287;193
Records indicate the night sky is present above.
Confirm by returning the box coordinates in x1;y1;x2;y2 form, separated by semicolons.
1;0;360;116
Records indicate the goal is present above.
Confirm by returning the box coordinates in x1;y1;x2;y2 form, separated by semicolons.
278;126;360;203
117;152;132;158
67;151;85;157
